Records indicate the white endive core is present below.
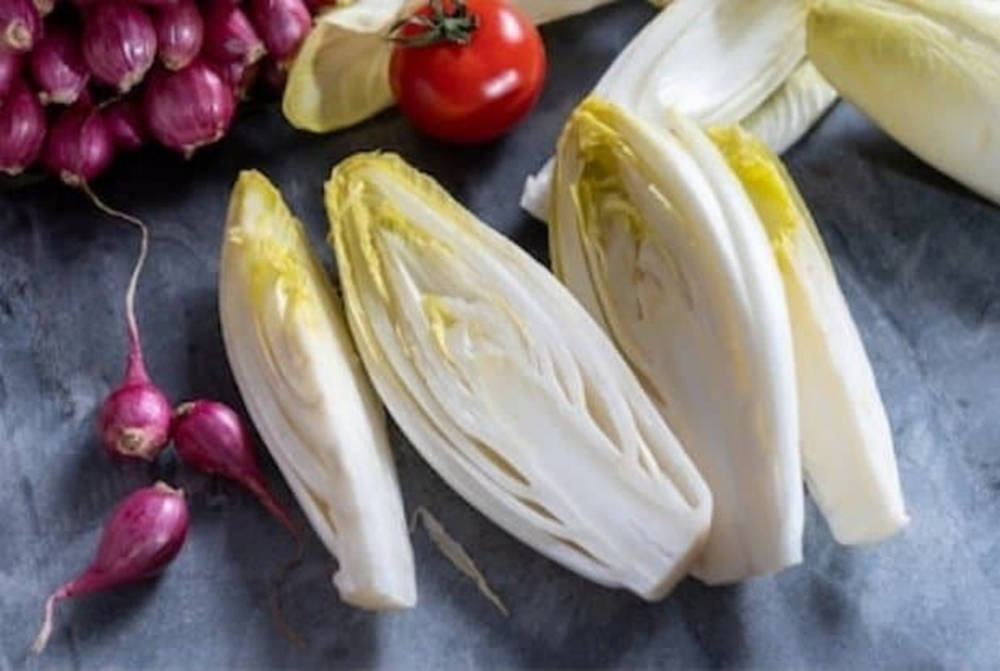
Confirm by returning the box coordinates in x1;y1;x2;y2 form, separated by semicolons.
327;153;713;600
552;101;804;584
220;170;417;610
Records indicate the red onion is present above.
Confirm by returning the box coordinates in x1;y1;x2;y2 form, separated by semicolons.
96;227;171;461
31;482;189;654
248;0;310;62
211;56;258;100
202;2;264;67
173;400;301;536
28;24;89;105
0;78;44;175
154;0;202;71
33;0;52;16
0;47;21;98
82;0;156;93
42;102;113;186
103;97;147;151
97;354;172;460
0;0;40;53
81;142;171;460
136;0;181;6
144;61;235;157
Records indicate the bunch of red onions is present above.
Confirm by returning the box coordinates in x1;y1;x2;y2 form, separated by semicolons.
0;0;315;181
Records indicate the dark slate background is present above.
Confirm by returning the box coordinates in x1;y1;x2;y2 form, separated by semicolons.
2;2;999;668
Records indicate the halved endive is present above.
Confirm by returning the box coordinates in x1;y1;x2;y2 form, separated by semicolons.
807;0;1000;206
325;152;713;600
709;126;908;544
551;98;803;584
520;0;838;220
219;170;416;609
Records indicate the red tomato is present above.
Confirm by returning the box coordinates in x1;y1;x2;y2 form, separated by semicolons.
388;0;547;144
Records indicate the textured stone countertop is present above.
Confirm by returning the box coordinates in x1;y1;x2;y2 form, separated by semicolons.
2;2;999;669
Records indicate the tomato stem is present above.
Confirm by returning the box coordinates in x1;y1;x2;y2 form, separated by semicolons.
388;0;479;47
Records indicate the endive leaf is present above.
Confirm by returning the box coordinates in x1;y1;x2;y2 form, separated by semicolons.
521;0;838;221
742;60;838;155
551;99;803;584
219;170;416;610
807;0;1000;205
592;0;807;126
710;125;909;545
282;0;400;133
326;152;712;600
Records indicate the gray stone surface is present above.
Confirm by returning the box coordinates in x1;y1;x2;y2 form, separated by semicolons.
2;2;999;668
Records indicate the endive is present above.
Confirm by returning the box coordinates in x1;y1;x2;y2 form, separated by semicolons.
325;152;712;600
807;0;1000;206
710;125;908;544
219;170;416;610
284;0;631;134
520;0;838;221
551;99;802;584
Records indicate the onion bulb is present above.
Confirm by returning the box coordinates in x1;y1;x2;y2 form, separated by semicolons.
29;24;89;105
31;483;189;654
144;60;236;157
0;47;21;98
154;0;202;71
103;97;148;151
202;2;264;67
0;77;44;175
247;0;310;62
82;0;157;93
42;102;114;186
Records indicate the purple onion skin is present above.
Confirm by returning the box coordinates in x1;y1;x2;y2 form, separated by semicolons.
173;400;301;537
202;2;264;67
43;102;114;185
209;56;257;100
144;61;235;157
0;0;41;53
0;78;44;175
248;0;310;61
31;482;189;654
155;0;202;71
82;0;157;93
29;25;89;105
0;47;21;98
33;0;51;16
98;377;172;460
103;97;147;151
